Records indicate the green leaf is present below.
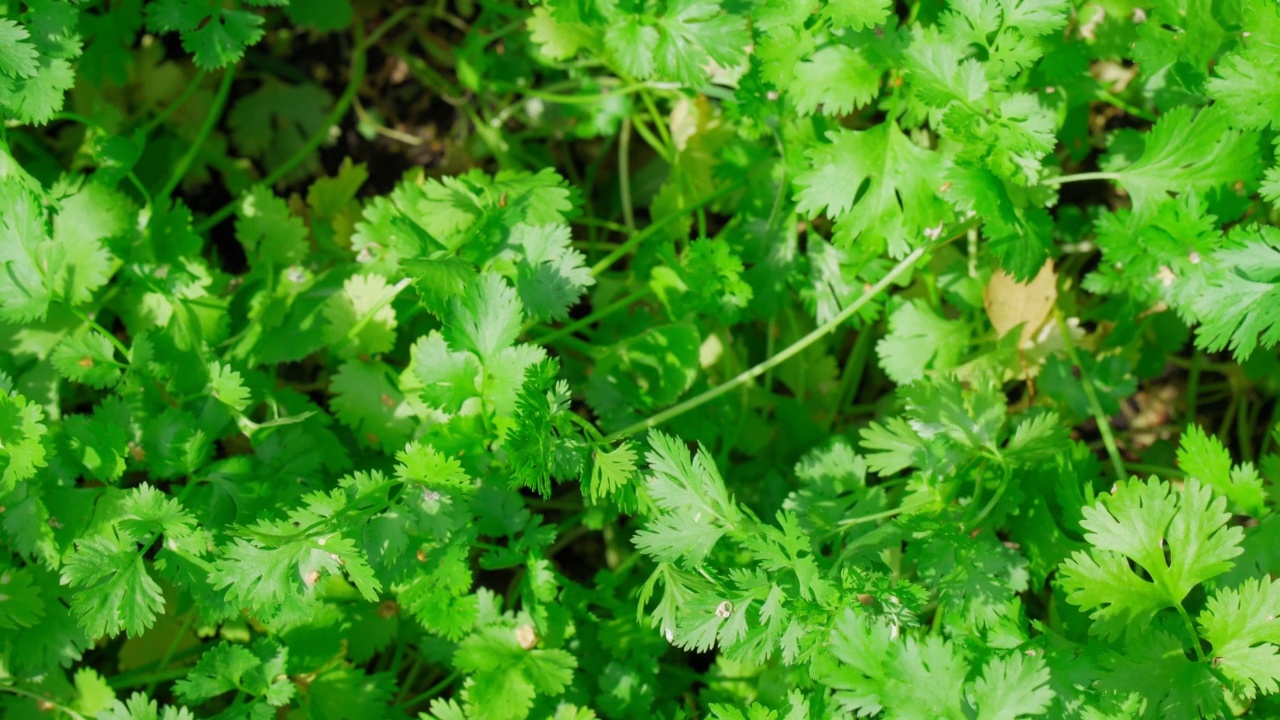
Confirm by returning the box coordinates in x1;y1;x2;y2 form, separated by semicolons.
633;430;742;565
795;123;948;257
63;410;129;483
0;385;48;494
407;331;482;414
98;691;196;720
329;359;415;451
590;442;637;503
208;361;252;413
1206;3;1280;132
446;273;524;362
61;532;165;638
824;0;893;30
0;20;40;80
971;652;1055;720
227;78;333;184
877;299;970;384
51;328;122;389
1199;577;1280;699
1059;477;1243;639
175;641;295;707
1182;224;1280;361
510;223;594;322
1100;106;1260;218
1177;424;1266;516
323;273;400;358
791;45;880;116
609;0;748;85
235;185;310;267
146;0;266;69
0;565;45;629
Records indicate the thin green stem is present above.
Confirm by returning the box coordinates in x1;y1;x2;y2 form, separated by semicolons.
1095;88;1157;123
601;245;930;444
531;288;651;345
0;686;88;720
1259;401;1280;458
70;307;130;361
1186;349;1203;425
1041;171;1120;186
337;277;413;352
195;10;405;233
1239;397;1256;463
142;70;207;134
159;65;236;200
1123;462;1182;478
837;506;908;528
1177;603;1207;662
618;116;635;231
496;81;651;105
828;328;874;430
966;467;1010;534
590;183;741;277
144;610;197;696
1219;391;1238;445
394;671;459;710
630;112;673;163
1056;313;1127;481
640;90;674;152
395;656;425;704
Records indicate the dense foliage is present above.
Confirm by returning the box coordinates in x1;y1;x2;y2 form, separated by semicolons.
3;0;1280;717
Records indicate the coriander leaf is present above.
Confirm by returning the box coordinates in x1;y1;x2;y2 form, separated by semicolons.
98;692;196;720
445;273;524;362
406;331;482;414
0;19;39;79
590;442;637;503
791;45;880;116
329;359;415;451
63;411;129;483
1099;106;1260;218
877;299;971;384
145;0;265;69
824;0;893;30
795;123;948;257
1182;224;1280;360
227;78;334;184
0;385;48;494
0;565;44;629
971;652;1054;720
235;185;310;267
605;20;658;78
455;626;577;720
0;5;80;124
175;641;295;707
632;430;743;565
119;483;196;542
611;0;748;86
61;532;165;638
680;238;753;322
1178;424;1266;516
323;273;400;358
1205;3;1280;132
506;359;586;498
0;187;53;322
208;361;251;414
1199;577;1280;698
1059;477;1243;639
51;328;122;389
510;223;595;322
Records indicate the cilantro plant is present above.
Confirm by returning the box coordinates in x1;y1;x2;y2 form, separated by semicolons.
4;0;1280;718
